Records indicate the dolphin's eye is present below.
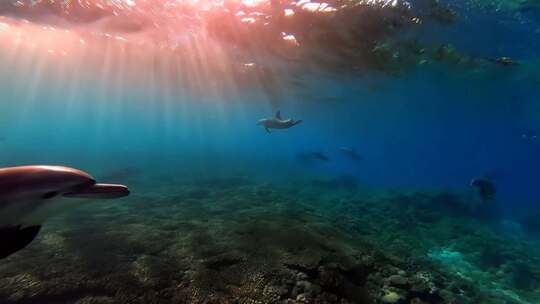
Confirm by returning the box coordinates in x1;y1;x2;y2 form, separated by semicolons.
42;191;58;199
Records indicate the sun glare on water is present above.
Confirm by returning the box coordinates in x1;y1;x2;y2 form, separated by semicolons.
0;0;415;102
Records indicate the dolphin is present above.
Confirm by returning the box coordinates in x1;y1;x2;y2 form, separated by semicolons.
296;152;329;162
491;57;518;66
339;147;362;160
257;111;302;133
0;165;130;259
521;129;537;144
470;176;496;203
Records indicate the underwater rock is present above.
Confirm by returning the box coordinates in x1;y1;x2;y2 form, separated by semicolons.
409;272;436;295
295;293;308;302
0;180;538;303
410;298;429;304
388;274;408;287
318;265;346;290
296;272;309;281
381;290;401;303
284;261;372;302
508;262;538;290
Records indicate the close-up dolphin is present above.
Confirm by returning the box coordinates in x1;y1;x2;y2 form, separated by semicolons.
257;111;302;133
0;165;130;259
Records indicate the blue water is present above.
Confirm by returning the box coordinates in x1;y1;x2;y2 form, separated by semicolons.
2;63;538;203
1;0;540;303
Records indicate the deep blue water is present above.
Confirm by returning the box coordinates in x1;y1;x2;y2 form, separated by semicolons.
2;63;538;205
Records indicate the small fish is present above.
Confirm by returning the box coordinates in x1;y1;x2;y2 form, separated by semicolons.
470;177;496;203
339;147;361;160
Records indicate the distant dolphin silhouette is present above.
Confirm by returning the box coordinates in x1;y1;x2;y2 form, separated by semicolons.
470;176;496;203
257;111;302;133
339;147;361;160
296;152;329;162
521;129;537;144
0;166;130;259
491;57;518;66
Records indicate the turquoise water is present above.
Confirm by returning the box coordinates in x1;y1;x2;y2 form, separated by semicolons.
1;0;540;303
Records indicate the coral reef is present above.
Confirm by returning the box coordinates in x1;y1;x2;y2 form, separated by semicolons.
0;174;539;303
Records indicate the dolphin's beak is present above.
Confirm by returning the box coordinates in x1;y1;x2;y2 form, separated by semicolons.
63;183;130;199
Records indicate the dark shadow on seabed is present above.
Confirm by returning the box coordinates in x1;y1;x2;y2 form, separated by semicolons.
0;172;539;304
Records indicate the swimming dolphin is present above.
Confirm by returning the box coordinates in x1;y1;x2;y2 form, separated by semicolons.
296;152;329;162
470;176;496;203
339;147;361;160
492;57;518;66
521;129;537;144
0;165;130;259
257;111;302;133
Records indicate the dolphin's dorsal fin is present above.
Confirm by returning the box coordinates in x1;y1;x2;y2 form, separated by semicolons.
275;111;282;120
